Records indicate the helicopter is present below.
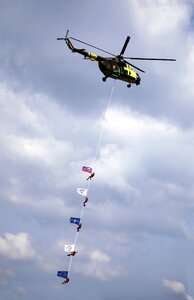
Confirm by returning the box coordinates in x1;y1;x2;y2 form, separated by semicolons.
57;30;176;88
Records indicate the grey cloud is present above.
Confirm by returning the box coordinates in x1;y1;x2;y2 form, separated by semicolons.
1;1;194;300
0;268;15;287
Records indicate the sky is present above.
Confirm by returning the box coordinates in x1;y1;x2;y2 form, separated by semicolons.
0;0;194;299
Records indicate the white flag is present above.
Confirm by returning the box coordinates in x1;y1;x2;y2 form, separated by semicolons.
64;244;75;253
77;188;88;197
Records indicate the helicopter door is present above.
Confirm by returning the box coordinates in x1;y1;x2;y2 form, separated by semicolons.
111;62;120;77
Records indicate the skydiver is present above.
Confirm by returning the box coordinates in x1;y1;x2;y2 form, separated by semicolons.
77;223;82;232
62;278;70;284
86;172;95;181
83;196;89;207
67;251;78;257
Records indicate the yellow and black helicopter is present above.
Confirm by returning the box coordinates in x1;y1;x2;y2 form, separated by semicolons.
57;30;176;87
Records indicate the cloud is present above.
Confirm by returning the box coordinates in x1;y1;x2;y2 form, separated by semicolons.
15;286;27;297
163;279;193;300
0;82;94;208
0;232;36;261
0;268;15;287
1;1;194;299
131;0;191;36
73;248;122;280
89;250;110;263
96;106;194;190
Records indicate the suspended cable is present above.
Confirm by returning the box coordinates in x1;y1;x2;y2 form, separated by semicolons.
62;81;116;281
94;81;116;164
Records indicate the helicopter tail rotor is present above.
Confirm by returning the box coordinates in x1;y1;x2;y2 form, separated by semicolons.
57;30;69;41
57;30;76;52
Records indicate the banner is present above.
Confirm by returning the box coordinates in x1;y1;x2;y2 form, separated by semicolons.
82;166;92;173
70;217;80;225
64;244;75;252
57;271;68;279
77;188;88;197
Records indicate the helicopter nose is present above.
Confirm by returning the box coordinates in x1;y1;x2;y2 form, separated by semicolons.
100;60;111;70
99;61;107;74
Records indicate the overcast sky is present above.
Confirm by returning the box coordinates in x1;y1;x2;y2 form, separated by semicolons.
0;0;194;299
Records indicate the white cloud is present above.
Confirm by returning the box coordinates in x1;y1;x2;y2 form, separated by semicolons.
74;251;122;281
96;106;194;189
163;279;186;293
0;232;36;261
163;279;193;300
89;250;110;263
0;83;77;167
127;0;194;119
131;0;191;36
0;82;93;210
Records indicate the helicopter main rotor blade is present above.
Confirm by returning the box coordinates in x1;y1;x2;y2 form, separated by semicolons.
119;36;130;57
124;57;176;61
124;59;145;73
69;36;116;57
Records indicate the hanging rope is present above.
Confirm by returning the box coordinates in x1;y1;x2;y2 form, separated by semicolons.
86;80;116;194
67;206;84;274
93;80;116;164
64;81;116;279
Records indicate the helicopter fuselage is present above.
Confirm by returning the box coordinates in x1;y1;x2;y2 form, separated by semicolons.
76;49;141;86
98;58;141;86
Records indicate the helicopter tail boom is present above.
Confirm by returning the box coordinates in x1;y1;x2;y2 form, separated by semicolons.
65;40;87;56
57;34;104;62
65;38;75;51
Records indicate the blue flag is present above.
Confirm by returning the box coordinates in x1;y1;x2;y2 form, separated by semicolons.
57;271;68;279
70;217;80;225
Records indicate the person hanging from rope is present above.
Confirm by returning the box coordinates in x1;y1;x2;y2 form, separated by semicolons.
57;271;69;285
67;250;78;257
86;172;95;181
83;196;89;207
62;277;70;284
70;217;82;232
77;223;82;232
